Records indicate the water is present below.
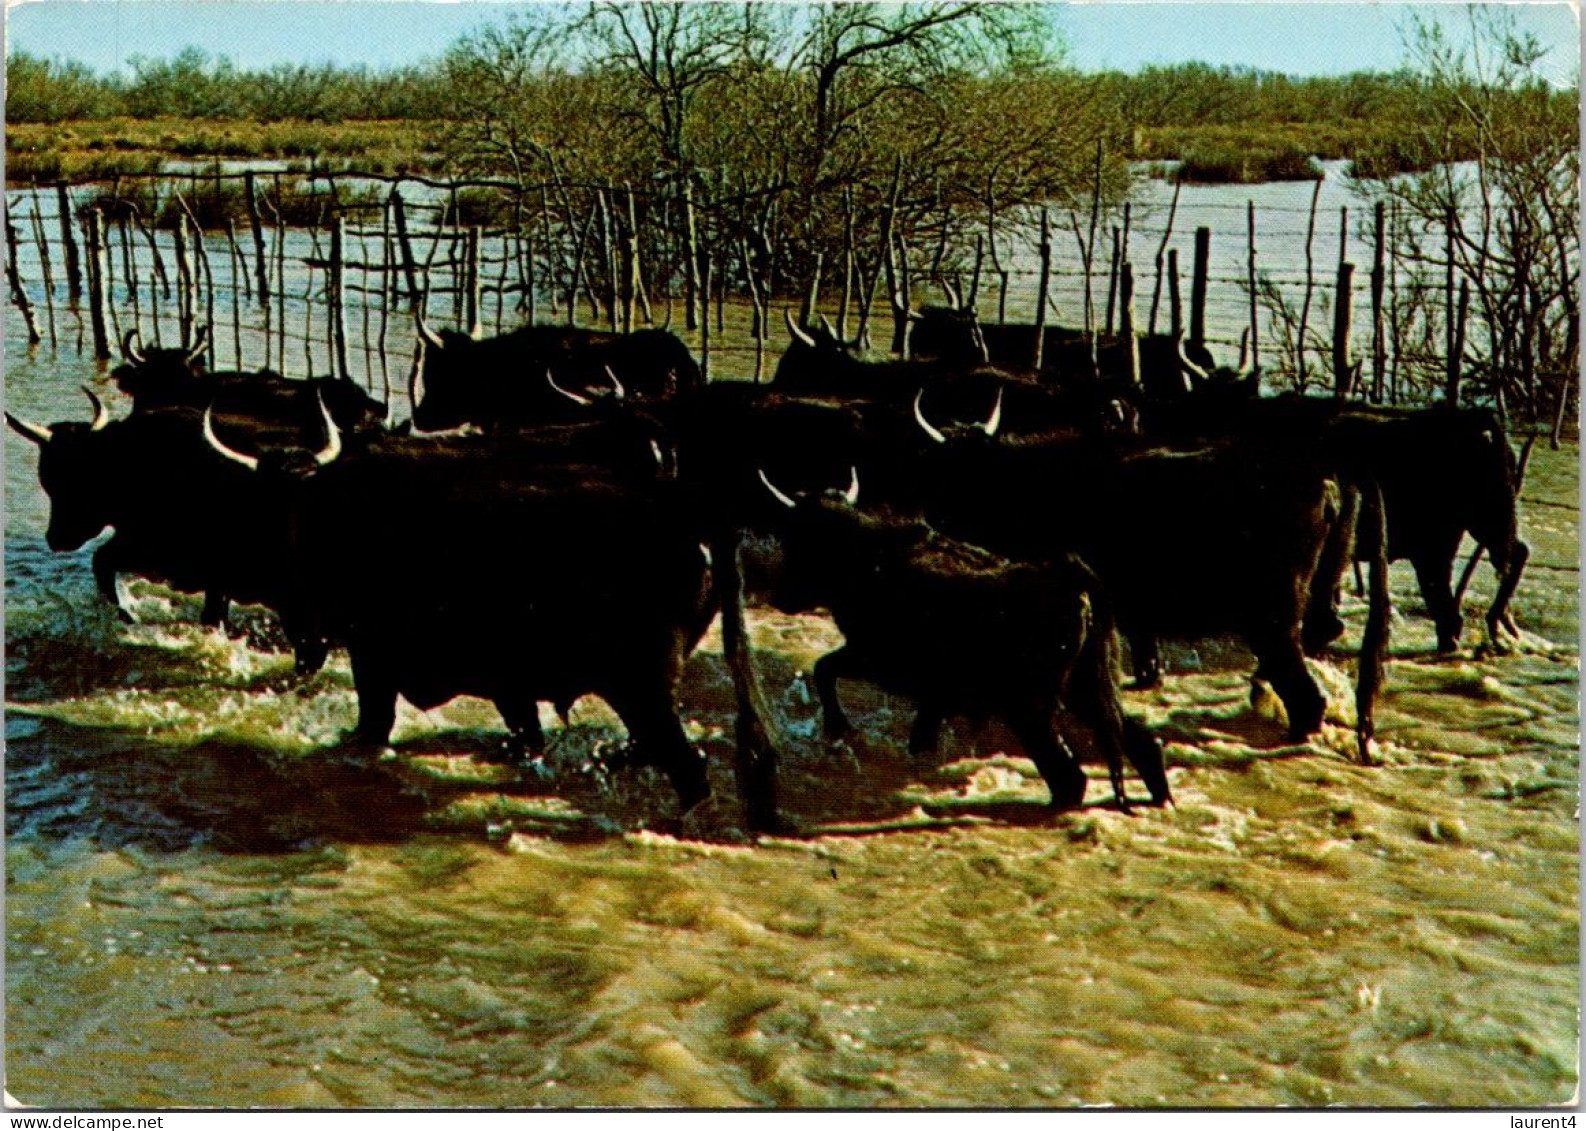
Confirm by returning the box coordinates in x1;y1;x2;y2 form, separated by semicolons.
4;195;1579;1106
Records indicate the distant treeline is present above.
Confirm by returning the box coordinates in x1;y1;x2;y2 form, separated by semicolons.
4;45;1508;135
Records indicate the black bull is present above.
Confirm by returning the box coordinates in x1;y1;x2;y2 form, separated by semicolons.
1138;396;1530;651
113;326;389;430
409;319;703;431
754;473;1172;811
199;419;719;812
903;418;1392;764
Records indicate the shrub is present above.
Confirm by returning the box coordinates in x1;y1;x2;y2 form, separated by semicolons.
1174;144;1322;185
76;181;162;224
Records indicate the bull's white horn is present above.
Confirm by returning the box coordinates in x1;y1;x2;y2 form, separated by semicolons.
817;313;837;340
912;389;947;445
942;278;962;310
979;385;1003;438
415;311;446;351
202;406;260;471
185;325;210;365
1237;328;1252;375
313;391;342;467
82;386;110;431
5;412;53;445
842;466;860;507
757;468;797;510
121;329;147;364
547;370;591;406
784;307;817;348
604;365;627;400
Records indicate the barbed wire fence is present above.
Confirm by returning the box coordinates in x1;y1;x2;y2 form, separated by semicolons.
3;164;1564;425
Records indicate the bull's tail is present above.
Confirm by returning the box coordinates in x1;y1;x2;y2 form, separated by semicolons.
1355;478;1391;765
1452;543;1485;611
1057;561;1170;811
713;528;786;833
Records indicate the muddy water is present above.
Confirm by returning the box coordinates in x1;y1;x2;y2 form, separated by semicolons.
5;343;1580;1107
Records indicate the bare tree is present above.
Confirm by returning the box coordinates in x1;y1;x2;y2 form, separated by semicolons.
1364;6;1578;428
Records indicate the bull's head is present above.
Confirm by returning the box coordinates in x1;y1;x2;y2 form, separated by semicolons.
912;386;1001;445
113;325;211;400
203;392;342;475
546;366;626;407
6;388;117;550
759;466;860;511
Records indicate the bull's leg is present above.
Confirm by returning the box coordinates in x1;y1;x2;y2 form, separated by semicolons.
1124;719;1171;806
199;589;232;631
280;607;330;677
608;686;709;814
1485;540;1530;642
1411;546;1464;651
1008;711;1088;811
1251;635;1326;739
1302;485;1359;654
347;647;398;746
493;696;546;763
91;544;136;624
1061;634;1168;810
1126;632;1161;689
907;710;944;759
812;647;858;739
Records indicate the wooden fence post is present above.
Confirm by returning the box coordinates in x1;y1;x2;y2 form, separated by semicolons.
1167;247;1182;339
84;207;111;359
1118;261;1139;385
1104;225;1120;336
1444;206;1456;386
1333;260;1355;400
699;254;712;383
1371;200;1386;404
1033;208;1052;372
1297;177;1323;390
28;189;58;349
245;171;270;309
464;224;482;337
5;214;42;345
1148;181;1180;334
682;180;701;332
1190;225;1210;351
391;189;422;311
968;233;983;311
330;216;351;383
56;182;82;303
226;220;244;369
1246;200;1259;369
1447;277;1469;404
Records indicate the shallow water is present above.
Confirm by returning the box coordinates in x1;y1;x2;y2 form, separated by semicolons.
5;315;1579;1107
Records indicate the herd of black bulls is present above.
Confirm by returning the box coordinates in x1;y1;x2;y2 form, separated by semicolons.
7;302;1533;831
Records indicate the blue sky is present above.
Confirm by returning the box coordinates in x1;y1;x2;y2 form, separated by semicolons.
4;1;1580;79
